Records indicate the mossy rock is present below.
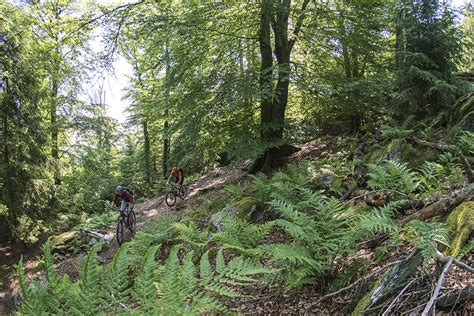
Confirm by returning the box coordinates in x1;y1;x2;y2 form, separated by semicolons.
400;143;439;168
236;197;264;221
445;201;474;258
352;273;385;315
49;231;81;252
368;139;405;164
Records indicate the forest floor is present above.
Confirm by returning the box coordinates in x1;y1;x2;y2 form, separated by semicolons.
0;163;247;315
1;139;473;314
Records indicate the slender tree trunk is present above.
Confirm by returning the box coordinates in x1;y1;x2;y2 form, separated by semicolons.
51;77;61;185
143;120;152;184
162;42;171;178
2;81;10;166
259;0;274;143
162;119;169;178
395;5;407;70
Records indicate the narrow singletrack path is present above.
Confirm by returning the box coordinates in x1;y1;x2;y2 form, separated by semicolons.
0;165;247;314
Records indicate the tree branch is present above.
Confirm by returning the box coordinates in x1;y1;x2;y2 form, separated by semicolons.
289;0;310;52
421;257;453;316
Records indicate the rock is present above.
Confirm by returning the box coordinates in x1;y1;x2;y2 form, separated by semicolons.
369;139;404;164
88;238;98;247
210;213;224;232
210;205;238;232
236;197;264;222
445;201;474;258
103;233;114;243
210;198;265;231
49;231;81;252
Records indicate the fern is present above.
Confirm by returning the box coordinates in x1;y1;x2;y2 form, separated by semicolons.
417;153;464;192
404;220;450;266
172;222;208;252
210;214;272;256
381;124;414;140
224;182;247;200
367;160;419;196
265;189;353;290
101;243;133;312
355;202;402;240
131;245;160;311
77;242;105;314
457;131;474;156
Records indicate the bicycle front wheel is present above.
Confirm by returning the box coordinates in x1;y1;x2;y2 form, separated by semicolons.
127;211;136;232
116;219;124;245
178;186;187;199
165;191;176;206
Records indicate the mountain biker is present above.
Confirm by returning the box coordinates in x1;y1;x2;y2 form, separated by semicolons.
112;185;134;216
168;167;184;186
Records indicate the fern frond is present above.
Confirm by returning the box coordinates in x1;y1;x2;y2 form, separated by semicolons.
404;220;450;266
132;245;160;309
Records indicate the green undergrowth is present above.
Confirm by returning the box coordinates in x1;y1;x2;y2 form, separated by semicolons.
17;146;472;313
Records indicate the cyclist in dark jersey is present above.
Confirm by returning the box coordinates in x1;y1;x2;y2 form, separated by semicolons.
168;167;184;185
112;186;134;215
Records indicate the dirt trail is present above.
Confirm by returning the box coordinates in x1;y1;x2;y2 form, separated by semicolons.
0;164;247;315
99;166;246;263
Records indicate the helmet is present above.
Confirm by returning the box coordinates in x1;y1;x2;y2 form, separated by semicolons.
115;186;124;196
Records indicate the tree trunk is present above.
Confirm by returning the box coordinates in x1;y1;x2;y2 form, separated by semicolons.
162;42;171;178
162;119;169;178
2;80;10;166
395;4;407;70
258;0;274;144
352;251;422;314
143;120;152;184
256;0;309;173
399;182;474;225
51;77;61;185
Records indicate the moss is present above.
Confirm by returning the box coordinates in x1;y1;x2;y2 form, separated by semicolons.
236;197;264;220
368;139;404;164
445;201;474;258
351;274;385;315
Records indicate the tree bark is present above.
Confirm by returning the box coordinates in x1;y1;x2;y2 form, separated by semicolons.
395;4;407;70
51;77;61;185
399;183;474;225
2;79;10;166
258;0;309;173
143;120;152;184
162;119;169;178
352;250;422;314
162;42;171;178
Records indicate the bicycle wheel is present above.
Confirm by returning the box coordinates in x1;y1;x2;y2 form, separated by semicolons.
116;219;124;245
178;186;187;199
127;211;136;232
165;191;176;206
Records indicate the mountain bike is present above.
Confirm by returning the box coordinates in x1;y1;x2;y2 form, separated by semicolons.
116;205;136;245
165;183;187;207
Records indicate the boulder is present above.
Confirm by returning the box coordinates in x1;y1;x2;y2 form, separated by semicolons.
49;231;81;253
236;197;264;222
369;139;405;164
49;230;109;254
210;205;238;232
